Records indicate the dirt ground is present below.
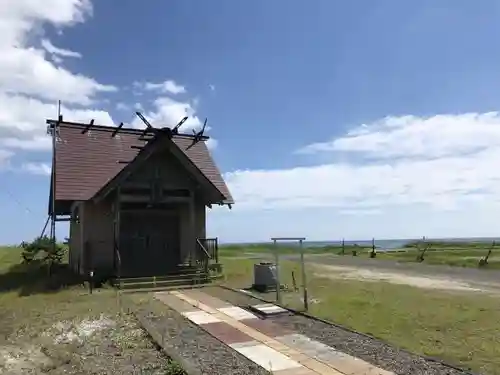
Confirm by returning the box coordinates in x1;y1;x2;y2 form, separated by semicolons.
305;255;500;293
311;263;492;292
245;252;500;293
0;290;171;375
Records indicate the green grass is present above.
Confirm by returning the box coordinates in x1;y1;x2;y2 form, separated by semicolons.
0;245;116;338
221;257;500;375
375;245;500;269
0;245;183;374
219;243;371;257
403;240;498;249
220;240;500;269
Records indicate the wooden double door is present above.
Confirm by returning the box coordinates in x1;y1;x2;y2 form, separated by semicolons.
118;209;181;277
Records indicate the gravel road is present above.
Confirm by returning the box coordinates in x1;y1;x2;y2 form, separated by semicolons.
205;287;478;375
242;252;500;291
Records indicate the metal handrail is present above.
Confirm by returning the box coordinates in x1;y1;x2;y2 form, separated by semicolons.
197;238;219;262
196;238;211;259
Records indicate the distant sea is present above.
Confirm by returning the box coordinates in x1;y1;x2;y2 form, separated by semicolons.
223;237;500;251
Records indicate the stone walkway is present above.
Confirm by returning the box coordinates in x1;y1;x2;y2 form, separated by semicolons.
154;290;395;375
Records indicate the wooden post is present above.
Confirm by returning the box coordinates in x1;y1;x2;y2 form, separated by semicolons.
49;116;58;277
370;238;376;258
299;238;308;311
273;238;281;304
189;194;195;266
271;237;307;307
215;236;219;263
114;188;121;282
79;202;85;276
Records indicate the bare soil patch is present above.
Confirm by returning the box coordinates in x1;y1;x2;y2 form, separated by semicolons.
0;289;171;375
312;264;484;292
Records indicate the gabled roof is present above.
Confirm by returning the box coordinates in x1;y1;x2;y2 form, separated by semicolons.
50;121;233;214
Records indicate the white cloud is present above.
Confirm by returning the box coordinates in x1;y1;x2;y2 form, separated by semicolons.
116;102;130;111
0;94;114;152
132;96;218;148
0;2;216;168
0;1;117;159
206;138;218;150
297;113;500;159
41;39;81;59
133;97;202;131
226;113;500;214
0;46;116;104
0;1;116;105
21;162;51;175
0;149;13;164
338;209;382;216
1;135;52;151
134;80;186;95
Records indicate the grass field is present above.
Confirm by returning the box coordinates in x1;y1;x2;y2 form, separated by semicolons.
0;245;177;374
378;248;500;268
377;241;500;269
2;241;499;374
220;256;500;375
220;240;500;269
219;242;371;257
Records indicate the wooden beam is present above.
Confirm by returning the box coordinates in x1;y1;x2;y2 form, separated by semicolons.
111;122;124;138
81;119;95;134
55;217;71;222
121;182;192;195
92;136;167;203
119;194;191;203
70;201;80;214
80;201;85;275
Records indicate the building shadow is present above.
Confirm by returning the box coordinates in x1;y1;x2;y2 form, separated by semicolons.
0;261;84;297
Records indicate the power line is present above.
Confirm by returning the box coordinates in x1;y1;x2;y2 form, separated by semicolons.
0;183;33;215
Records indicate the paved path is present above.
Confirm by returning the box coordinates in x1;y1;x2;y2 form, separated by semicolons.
154;290;394;375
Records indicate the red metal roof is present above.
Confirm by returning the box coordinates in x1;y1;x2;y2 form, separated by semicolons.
52;121;233;206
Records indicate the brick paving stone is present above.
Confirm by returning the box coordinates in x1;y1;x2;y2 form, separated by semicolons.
231;343;304;372
202;321;255;345
154;292;199;313
183;289;234;308
218;306;258;321
183;310;221;325
277;333;395;375
173;290;346;375
242;317;292;337
274;367;323;375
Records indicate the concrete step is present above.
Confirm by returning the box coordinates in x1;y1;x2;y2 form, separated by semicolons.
120;278;208;290
120;282;214;294
119;272;207;284
114;273;223;291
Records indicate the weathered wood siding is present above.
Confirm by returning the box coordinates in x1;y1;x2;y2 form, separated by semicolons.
125;149;197;189
178;196;206;262
74;147;210;276
81;199;114;273
124;148;207;264
69;203;82;273
195;196;207;239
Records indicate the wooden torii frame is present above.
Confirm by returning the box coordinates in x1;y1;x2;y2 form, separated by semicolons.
271;237;309;311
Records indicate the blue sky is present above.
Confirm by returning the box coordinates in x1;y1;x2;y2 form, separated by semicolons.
3;0;500;244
